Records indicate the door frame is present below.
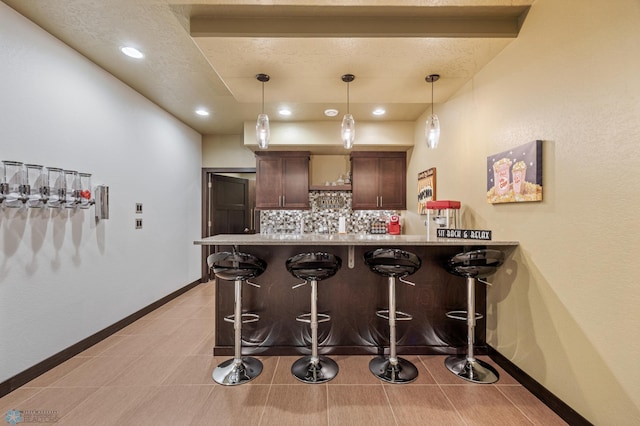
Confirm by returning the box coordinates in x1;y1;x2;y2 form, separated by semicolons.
200;167;256;282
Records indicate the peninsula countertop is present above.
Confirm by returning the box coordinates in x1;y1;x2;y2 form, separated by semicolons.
194;233;519;247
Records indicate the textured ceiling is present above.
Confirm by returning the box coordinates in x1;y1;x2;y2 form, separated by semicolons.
2;0;532;135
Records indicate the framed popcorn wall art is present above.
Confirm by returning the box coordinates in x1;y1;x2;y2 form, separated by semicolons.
487;140;543;204
418;168;436;214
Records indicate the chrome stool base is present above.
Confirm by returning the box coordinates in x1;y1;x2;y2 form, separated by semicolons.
291;355;339;384
213;357;263;386
445;356;499;384
369;356;418;384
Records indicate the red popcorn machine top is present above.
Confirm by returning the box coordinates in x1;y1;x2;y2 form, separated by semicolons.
426;200;460;239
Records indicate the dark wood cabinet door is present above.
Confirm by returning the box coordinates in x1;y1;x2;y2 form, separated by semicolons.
351;152;406;210
255;152;310;209
282;156;309;208
351;156;379;209
379;156;406;209
255;156;283;208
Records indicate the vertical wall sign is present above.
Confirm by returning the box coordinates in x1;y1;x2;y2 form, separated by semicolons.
487;140;543;204
418;167;436;214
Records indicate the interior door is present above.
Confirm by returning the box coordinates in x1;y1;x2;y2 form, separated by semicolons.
201;168;256;282
209;174;249;235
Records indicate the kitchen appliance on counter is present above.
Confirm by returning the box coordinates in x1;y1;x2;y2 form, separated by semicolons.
426;200;460;239
387;214;401;235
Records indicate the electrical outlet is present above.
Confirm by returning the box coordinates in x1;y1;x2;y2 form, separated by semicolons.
135;218;143;229
135;203;143;214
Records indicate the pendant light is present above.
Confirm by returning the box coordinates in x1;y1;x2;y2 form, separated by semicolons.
256;73;270;149
341;74;355;149
425;74;440;149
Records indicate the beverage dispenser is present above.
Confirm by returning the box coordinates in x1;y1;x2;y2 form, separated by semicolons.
2;160;27;208
78;172;93;209
25;164;47;208
64;170;79;208
47;167;65;207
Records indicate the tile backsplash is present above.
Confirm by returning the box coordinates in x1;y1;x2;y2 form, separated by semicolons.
259;191;398;234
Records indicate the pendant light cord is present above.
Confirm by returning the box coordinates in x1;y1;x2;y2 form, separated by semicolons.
431;79;434;115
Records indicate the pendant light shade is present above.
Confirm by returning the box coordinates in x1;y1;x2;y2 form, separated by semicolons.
425;74;440;149
256;73;270;149
426;114;440;149
341;74;355;149
341;114;355;150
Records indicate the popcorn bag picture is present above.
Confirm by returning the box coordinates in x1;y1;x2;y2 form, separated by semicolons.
487;140;542;204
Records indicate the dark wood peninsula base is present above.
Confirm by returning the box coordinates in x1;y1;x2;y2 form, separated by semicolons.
195;235;518;357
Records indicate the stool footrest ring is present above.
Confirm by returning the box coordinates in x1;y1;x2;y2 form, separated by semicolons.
445;310;483;321
296;313;331;324
376;309;413;321
224;313;260;324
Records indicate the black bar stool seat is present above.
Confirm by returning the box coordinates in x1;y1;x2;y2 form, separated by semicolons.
208;251;266;386
445;249;504;384
364;248;421;384
286;252;342;384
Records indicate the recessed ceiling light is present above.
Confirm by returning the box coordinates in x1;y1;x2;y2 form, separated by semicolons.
324;108;339;117
278;108;292;116
372;108;386;116
195;108;210;116
120;46;144;59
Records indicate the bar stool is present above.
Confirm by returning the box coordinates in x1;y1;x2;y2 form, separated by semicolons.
286;252;342;383
364;248;421;384
207;251;266;386
445;249;504;384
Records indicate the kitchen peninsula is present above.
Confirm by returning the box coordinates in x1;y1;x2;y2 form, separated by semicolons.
195;234;518;356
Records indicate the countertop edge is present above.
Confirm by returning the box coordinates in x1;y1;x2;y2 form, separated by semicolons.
194;234;519;246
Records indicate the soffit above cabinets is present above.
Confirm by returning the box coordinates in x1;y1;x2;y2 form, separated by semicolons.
3;0;532;135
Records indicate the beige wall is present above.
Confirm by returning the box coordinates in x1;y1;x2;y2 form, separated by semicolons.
310;155;351;186
406;0;640;423
243;120;414;151
202;134;256;168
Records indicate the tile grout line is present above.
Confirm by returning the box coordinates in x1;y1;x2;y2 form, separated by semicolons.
417;355;469;426
326;381;330;426
494;383;537;425
380;384;400;426
257;355;279;425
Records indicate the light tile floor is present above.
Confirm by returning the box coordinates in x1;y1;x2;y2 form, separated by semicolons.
1;281;567;425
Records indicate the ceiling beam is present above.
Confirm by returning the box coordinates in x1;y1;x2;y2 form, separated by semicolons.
190;6;530;39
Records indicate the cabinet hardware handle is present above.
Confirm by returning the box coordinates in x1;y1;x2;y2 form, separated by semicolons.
380;196;382;207
282;195;285;206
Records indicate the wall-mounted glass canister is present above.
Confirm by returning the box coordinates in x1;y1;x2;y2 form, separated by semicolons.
78;173;92;209
64;170;79;208
2;160;26;208
25;164;48;208
46;167;65;208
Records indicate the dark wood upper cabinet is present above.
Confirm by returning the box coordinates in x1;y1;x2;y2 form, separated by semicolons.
256;151;310;209
351;151;406;210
